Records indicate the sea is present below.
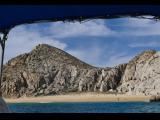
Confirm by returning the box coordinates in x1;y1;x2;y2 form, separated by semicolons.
7;102;160;113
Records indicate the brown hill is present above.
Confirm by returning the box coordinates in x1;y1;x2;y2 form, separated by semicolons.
2;44;126;98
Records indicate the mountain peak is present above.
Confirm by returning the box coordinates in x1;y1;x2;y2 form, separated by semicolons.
2;44;126;98
34;43;55;50
4;44;160;98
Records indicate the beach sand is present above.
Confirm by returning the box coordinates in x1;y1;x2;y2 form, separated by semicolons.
4;92;152;103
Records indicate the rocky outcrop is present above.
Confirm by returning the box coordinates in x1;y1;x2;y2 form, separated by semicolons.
117;50;160;96
3;43;160;98
2;44;126;98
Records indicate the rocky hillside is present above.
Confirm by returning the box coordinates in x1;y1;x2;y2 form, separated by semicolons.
2;44;160;98
1;44;126;98
117;50;160;96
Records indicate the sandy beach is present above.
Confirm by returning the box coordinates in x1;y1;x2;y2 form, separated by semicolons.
4;92;152;103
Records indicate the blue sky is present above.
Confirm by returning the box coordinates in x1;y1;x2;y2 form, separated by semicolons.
4;16;160;67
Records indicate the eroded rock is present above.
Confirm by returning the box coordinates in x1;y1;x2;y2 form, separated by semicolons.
118;50;160;96
2;44;126;98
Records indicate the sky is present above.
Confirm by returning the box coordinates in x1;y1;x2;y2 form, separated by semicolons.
3;16;160;67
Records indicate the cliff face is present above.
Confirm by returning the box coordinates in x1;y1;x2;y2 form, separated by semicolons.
3;44;160;98
117;50;160;96
2;44;126;98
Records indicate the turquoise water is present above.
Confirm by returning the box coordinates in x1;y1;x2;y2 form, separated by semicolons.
7;102;160;113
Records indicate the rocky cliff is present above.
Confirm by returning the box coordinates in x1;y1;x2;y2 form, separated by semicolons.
1;44;126;98
117;50;160;96
2;44;160;98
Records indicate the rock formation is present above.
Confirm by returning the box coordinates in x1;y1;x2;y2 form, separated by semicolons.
2;43;160;98
1;44;126;98
117;50;160;96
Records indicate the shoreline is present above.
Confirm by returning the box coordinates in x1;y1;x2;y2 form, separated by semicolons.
4;93;152;103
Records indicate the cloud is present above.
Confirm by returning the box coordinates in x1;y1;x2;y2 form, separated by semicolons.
3;19;116;67
128;41;160;48
27;17;160;38
117;17;160;36
4;25;67;63
121;17;154;27
66;45;103;67
49;17;160;38
105;54;133;67
67;46;133;67
48;19;115;38
4;17;160;67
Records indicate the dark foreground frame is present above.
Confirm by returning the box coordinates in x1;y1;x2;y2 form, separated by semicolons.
1;113;160;120
1;3;160;120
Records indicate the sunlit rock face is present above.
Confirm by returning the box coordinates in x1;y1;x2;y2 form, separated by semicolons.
117;50;160;96
1;44;126;98
0;97;10;113
2;43;160;98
